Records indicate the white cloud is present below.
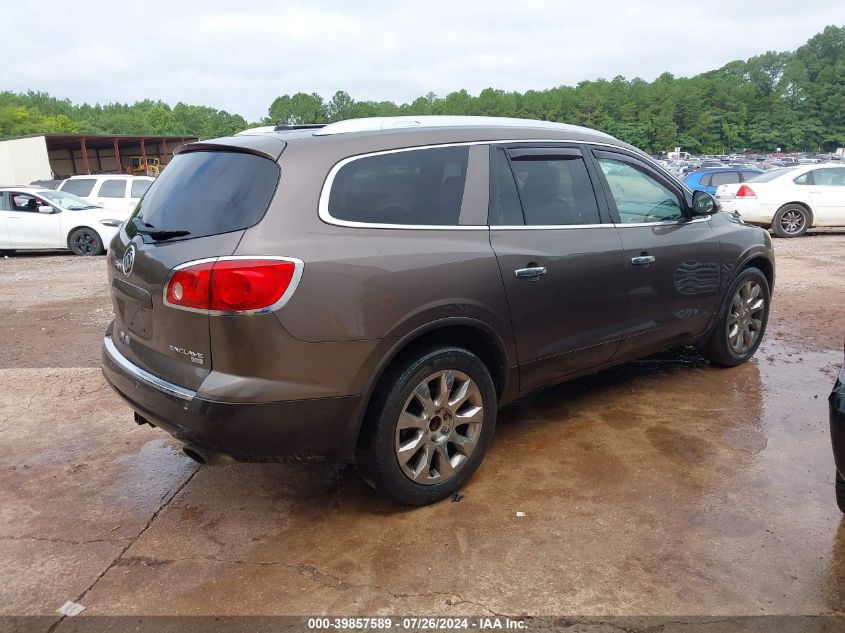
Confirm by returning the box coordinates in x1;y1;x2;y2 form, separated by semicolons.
1;0;842;121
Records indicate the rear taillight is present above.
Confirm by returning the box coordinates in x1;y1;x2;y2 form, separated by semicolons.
164;257;302;314
735;185;756;198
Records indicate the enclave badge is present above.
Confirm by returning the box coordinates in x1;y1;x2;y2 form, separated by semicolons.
122;245;136;276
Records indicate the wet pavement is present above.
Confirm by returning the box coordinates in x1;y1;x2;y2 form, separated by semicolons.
0;235;844;623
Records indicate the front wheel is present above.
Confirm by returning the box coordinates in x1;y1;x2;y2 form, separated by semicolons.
356;346;497;505
700;267;770;367
68;227;104;256
771;204;809;238
836;471;845;514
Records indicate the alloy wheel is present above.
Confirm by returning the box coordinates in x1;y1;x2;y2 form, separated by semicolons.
779;208;806;235
727;280;765;354
394;369;484;485
71;231;98;255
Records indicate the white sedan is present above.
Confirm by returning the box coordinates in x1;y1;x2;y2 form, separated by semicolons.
0;187;129;255
715;164;845;237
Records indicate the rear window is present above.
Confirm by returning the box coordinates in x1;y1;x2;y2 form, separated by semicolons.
748;167;796;183
127;151;280;240
61;178;96;197
328;146;468;225
710;172;741;186
131;179;152;198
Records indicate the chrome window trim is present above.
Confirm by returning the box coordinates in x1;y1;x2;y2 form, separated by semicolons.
489;216;711;230
162;255;304;316
318;139;681;231
103;335;196;401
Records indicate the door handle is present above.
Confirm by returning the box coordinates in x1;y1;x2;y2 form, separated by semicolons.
631;255;656;266
514;266;547;279
809;190;822;194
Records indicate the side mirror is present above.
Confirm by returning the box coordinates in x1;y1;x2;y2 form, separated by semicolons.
692;190;718;216
38;205;54;214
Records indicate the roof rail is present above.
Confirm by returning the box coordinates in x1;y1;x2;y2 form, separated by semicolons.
313;116;612;137
273;123;326;131
235;124;326;136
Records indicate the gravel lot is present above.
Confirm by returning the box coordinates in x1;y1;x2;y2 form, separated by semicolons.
0;234;844;628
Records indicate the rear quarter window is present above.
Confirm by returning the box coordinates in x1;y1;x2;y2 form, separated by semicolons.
327;146;468;226
130;179;152;198
127;151;280;240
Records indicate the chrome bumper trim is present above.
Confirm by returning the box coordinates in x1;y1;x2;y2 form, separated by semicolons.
103;336;196;401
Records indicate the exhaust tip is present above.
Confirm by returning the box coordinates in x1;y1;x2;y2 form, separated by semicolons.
182;446;207;465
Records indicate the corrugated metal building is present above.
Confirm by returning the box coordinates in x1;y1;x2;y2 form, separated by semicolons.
0;134;199;185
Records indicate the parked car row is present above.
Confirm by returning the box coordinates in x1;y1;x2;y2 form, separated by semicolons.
716;164;845;237
0;175;153;255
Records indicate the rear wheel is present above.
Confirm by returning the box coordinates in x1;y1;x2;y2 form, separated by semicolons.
356;346;497;505
700;267;770;367
771;204;809;238
68;227;104;256
837;471;845;514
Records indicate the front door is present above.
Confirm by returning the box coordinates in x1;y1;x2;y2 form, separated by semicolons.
6;192;62;248
488;146;627;392
589;149;722;357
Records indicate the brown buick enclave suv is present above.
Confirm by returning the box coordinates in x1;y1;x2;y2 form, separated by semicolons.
102;116;774;505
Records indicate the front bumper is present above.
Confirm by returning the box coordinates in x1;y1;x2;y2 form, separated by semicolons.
830;366;845;478
102;335;359;461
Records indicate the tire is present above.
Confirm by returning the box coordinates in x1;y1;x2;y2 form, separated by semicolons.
356;346;497;505
68;227;104;256
700;266;770;367
771;204;810;238
837;471;845;514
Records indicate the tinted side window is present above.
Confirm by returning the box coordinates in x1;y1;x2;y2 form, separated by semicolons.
128;151;280;240
328;146;468;225
596;157;684;223
131;179;152;198
98;179;127;198
10;193;41;212
812;167;845;186
710;172;741;186
698;173;712;187
508;155;600;225
489;149;523;225
61;178;96;197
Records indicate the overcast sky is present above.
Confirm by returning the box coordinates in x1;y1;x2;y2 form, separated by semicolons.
2;1;842;122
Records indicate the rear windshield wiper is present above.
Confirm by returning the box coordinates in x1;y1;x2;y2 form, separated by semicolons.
132;217;190;241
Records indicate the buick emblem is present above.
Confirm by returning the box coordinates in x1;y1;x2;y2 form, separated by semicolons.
122;245;136;276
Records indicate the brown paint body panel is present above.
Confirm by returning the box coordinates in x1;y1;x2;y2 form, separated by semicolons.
103;123;774;461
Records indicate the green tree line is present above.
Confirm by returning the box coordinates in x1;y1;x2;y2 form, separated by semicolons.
2;25;843;154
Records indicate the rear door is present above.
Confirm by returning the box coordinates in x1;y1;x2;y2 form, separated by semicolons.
488;145;627;392
589;149;721;356
92;178;129;213
806;167;845;225
108;148;282;390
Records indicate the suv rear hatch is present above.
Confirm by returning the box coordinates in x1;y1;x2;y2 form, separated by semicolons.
108;139;283;390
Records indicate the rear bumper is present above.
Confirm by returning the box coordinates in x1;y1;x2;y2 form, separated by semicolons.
830;367;845;478
102;335;359;461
